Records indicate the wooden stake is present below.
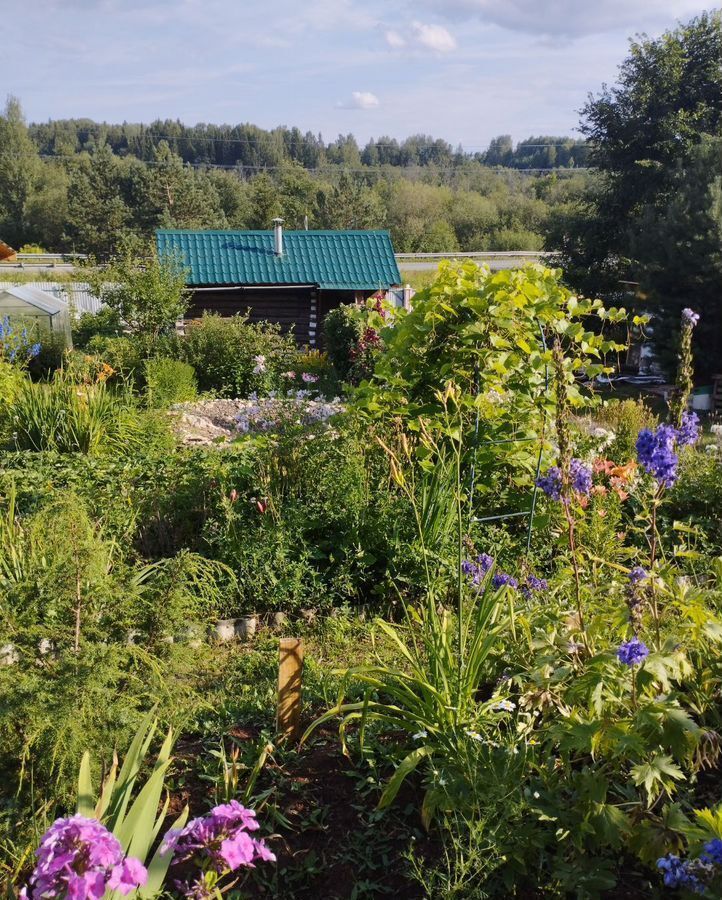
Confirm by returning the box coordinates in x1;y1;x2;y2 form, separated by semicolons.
277;638;304;742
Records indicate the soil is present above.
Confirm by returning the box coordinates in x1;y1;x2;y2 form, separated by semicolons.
170;725;434;899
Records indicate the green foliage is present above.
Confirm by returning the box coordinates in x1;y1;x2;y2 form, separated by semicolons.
77;712;188;887
355;262;625;508
87;242;189;340
179;313;296;398
0;359;26;406
72;307;123;350
323;304;362;381
7;377;171;455
144;356;197;408
592;398;658;461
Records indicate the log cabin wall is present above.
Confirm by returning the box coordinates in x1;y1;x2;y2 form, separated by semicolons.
186;286;370;349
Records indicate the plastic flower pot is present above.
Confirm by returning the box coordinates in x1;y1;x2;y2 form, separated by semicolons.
214;618;238;643
236;615;258;639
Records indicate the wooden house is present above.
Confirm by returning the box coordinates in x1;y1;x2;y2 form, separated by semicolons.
156;222;401;347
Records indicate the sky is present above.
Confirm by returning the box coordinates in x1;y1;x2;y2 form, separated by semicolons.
7;0;714;149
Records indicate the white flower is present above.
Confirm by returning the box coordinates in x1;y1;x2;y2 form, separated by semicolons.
252;354;267;374
710;423;722;436
464;729;483;742
412;730;428;740
492;699;516;712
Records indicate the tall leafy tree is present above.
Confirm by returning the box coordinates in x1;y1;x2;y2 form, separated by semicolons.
633;136;722;376
567;12;722;300
0;96;41;245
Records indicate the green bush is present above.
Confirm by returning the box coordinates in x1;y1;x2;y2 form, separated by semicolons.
0;360;26;407
323;304;362;381
71;307;123;350
179;313;296;398
593;397;658;461
145;357;197;408
85;335;145;382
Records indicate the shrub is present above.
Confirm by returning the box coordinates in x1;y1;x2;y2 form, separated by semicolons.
593;397;658;461
179;313;296;398
72;307;123;350
323;304;362;380
85;335;144;383
145;357;197;408
0;359;26;407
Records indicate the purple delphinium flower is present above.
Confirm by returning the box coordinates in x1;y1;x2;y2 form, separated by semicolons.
636;424;679;487
521;574;549;599
570;458;593;495
617;636;650;666
628;566;648;584
163;800;275;896
21;814;147;900
536;466;562;501
492;572;518;590
682;308;700;328
477;553;494;573
537;459;592;501
677;411;701;448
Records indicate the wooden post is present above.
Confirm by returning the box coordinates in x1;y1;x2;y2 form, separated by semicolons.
277;638;304;742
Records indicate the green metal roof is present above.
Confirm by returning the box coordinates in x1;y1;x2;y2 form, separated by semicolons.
156;229;401;290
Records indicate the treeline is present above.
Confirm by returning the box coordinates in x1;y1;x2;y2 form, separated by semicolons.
0;98;588;258
28;119;589;171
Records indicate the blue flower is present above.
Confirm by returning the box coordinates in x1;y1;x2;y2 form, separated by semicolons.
701;838;722;866
536;466;562;500
636;424;679;487
682;308;700;328
476;553;494;573
677;411;700;448
617;636;650;666
657;855;691;889
628;567;648;584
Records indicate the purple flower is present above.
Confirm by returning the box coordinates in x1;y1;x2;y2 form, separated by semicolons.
521;574;548;599
301;373;318;384
636;424;679;487
476;553;494;573
617;637;650;666
628;566;648;584
163;800;275;895
492;572;518;590
677;411;700;448
536;466;562;500
537;459;592;500
682;308;700;328
22;815;146;900
570;459;593;495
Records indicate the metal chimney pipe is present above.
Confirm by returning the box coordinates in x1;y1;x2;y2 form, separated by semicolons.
273;217;284;255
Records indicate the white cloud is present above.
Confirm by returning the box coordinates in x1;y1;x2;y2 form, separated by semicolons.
411;20;457;52
337;90;381;109
385;28;406;48
417;0;707;37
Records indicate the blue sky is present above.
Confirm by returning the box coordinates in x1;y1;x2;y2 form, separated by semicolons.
8;0;713;148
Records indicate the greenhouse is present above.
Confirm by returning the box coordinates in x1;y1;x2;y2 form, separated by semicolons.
0;284;72;343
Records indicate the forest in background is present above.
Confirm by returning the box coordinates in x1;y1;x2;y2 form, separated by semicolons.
0;101;588;258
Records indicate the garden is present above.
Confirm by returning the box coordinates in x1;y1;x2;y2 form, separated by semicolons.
2;258;722;899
